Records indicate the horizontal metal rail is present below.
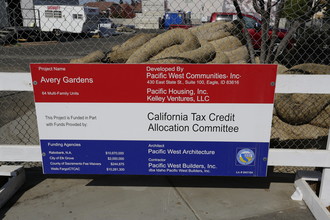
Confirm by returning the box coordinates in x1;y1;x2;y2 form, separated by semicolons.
1;72;330;162
1;71;329;166
1;71;329;210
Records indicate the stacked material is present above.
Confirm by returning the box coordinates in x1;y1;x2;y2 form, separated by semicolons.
272;63;330;141
69;24;329;142
70;21;248;64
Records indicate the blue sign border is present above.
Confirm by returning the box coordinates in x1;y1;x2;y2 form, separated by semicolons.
41;140;269;176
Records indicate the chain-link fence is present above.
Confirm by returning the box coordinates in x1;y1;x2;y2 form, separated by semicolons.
0;91;38;145
0;0;329;170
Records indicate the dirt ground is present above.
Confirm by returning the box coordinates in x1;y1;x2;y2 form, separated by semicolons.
0;30;163;72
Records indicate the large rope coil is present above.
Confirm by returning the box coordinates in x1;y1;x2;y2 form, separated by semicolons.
69;24;329;142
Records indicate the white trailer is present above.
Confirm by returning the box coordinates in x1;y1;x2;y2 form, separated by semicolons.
34;5;100;35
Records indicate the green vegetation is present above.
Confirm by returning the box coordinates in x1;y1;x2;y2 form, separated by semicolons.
282;0;313;20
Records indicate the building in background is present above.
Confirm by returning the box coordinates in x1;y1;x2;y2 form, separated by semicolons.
85;1;118;16
0;0;34;28
114;3;135;18
166;0;278;24
85;1;138;18
0;0;80;29
0;0;283;30
33;0;79;5
133;0;164;29
133;0;237;28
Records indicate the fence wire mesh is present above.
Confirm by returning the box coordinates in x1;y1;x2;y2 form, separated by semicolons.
0;91;38;145
0;0;329;166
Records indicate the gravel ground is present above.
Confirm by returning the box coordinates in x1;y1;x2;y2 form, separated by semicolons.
0;29;164;72
0;30;165;168
0;161;42;168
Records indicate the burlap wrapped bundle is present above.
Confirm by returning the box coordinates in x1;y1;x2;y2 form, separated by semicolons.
209;36;242;52
207;36;242;64
70;21;240;64
223;46;249;63
189;21;234;42
126;28;200;63
107;33;158;63
149;41;216;64
271;115;329;140
70;50;105;64
272;63;330;140
275;63;330;126
68;24;330;143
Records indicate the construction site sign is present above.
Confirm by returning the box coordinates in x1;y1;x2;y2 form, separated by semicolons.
31;64;277;176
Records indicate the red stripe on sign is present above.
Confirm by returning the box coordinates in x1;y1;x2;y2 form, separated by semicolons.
30;64;277;104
